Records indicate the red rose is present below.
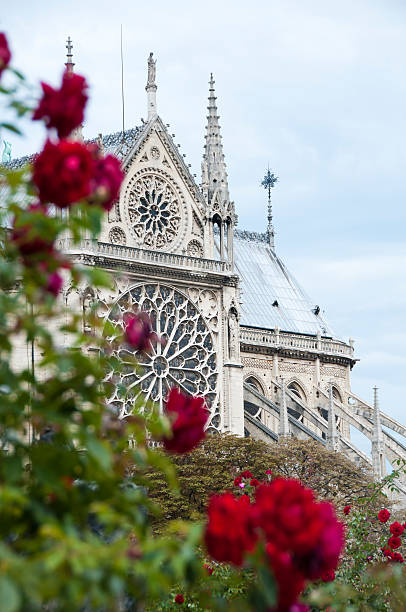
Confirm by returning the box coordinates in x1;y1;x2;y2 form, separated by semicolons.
11;203;54;263
45;271;63;297
241;470;253;478
321;569;335;582
388;536;401;550
266;469;272;475
0;33;11;77
234;476;242;487
33;71;88;139
250;478;260;487
378;508;390;523
174;594;184;604
90;153;124;211
240;494;251;505
255;479;344;581
33;139;94;207
162;388;208;454
389;521;404;536
343;504;351;516
265;542;305;611
382;547;392;557
124;312;157;353
391;552;404;563
205;492;257;566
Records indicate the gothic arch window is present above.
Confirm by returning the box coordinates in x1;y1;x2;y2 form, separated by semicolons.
287;381;307;403
287;381;306;423
332;386;342;403
245;376;265;396
104;283;220;431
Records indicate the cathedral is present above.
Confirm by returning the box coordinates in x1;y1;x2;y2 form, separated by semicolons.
6;48;406;498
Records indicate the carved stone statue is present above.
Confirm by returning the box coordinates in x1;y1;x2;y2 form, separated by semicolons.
147;52;156;88
228;309;239;360
2;140;11;163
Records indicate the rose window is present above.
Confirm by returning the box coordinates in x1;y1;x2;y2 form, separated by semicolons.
125;173;181;249
106;283;219;427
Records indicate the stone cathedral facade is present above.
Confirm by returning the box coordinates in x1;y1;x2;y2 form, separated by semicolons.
6;51;406;494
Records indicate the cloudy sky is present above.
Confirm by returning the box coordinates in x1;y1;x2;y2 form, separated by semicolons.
2;0;406;455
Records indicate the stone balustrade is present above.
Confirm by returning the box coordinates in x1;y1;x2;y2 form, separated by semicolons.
57;238;233;274
240;326;354;358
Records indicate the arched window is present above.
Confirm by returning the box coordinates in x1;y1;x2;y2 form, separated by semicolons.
287;381;306;403
332;386;342;403
245;376;265;396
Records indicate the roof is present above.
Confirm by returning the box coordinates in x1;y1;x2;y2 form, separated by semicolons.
4;127;144;172
233;230;336;337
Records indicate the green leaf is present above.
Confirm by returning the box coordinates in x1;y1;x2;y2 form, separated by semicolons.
0;123;22;136
0;576;21;612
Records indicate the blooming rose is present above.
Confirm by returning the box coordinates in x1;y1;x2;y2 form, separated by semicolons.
33;71;88;138
321;569;335;582
205;492;257;566
124;312;157;353
33;139;94;207
162;388;208;454
250;478;260;487
233;476;242;487
0;33;11;77
389;521;404;536
240;494;250;504
382;547;393;558
378;508;390;523
255;479;344;581
343;504;351;516
266;469;272;475
174;594;184;604
46;271;63;297
11;203;54;263
90;153;124;211
391;552;404;563
388;536;401;550
241;470;253;478
255;479;324;554
265;542;305;611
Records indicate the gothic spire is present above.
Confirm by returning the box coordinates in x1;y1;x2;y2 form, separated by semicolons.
261;167;278;249
202;74;229;203
65;36;74;74
146;52;157;121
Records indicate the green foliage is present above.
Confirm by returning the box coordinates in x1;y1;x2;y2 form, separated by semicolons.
143;434;377;530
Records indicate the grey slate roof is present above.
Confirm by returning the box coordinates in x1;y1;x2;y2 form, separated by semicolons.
233;231;336;337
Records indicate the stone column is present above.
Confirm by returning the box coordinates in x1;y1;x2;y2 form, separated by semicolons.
278;378;290;438
371;386;386;479
326;381;340;451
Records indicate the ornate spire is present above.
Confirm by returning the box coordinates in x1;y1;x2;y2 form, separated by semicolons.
146;52;157;121
202;74;229;204
65;36;74;74
261;167;278;249
372;387;386;479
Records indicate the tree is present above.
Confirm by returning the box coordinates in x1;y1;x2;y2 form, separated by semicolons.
142;434;377;530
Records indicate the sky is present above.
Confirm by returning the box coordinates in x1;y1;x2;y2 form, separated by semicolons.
2;0;406;457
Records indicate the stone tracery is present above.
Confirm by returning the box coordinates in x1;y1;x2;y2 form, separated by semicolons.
125;172;182;249
105;283;219;429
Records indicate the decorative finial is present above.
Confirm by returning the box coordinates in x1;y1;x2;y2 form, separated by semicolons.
65;36;74;73
261;166;278;249
146;52;157;120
